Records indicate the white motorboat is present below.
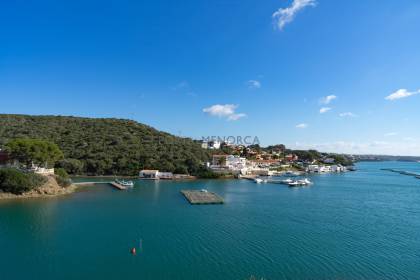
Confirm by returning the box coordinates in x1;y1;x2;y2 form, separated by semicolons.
281;178;294;184
116;179;134;187
288;178;312;187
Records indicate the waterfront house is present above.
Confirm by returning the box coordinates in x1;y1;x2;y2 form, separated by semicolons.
322;165;332;172
139;170;159;179
307;165;319;173
158;172;174;180
331;165;345;172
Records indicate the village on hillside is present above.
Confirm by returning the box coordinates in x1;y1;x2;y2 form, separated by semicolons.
200;140;355;177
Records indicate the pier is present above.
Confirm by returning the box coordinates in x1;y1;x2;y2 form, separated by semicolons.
74;181;127;190
381;169;420;179
181;190;224;205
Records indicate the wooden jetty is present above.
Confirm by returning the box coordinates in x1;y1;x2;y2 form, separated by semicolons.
181;190;224;205
74;181;127;190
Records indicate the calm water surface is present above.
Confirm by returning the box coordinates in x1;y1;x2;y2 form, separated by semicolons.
1;162;420;279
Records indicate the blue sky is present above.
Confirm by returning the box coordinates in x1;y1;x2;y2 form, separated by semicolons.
1;0;420;155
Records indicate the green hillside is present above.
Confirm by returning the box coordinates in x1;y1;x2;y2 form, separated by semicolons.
0;114;211;176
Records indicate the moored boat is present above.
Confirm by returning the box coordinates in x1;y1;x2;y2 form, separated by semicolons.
115;179;134;187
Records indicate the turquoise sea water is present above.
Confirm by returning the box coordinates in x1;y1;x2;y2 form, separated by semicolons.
1;162;420;280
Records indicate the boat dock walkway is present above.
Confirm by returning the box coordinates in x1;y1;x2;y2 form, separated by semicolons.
381;168;420;179
181;190;224;205
74;181;127;190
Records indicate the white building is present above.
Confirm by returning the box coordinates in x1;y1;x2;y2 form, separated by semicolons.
202;140;221;150
331;165;346;172
139;170;159;179
319;165;331;173
139;170;174;179
30;164;55;175
307;165;319;173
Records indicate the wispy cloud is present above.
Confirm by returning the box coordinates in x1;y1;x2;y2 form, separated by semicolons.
296;123;308;129
320;107;331;114
228;113;247;121
339;112;357;118
320;95;337;105
384;132;398;137
203;104;246;121
272;0;317;30
247;80;261;89
171;81;197;97
385;88;420;101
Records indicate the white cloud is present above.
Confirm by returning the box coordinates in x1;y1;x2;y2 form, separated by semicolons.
339;112;357;118
320;107;331;114
228;113;247;121
320;95;337;105
272;0;317;30
203;104;246;121
296;123;308;129
247;80;261;89
385;88;420;101
384;132;398;137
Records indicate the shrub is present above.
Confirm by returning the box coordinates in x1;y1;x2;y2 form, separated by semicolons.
0;168;47;195
54;168;72;187
55;168;69;179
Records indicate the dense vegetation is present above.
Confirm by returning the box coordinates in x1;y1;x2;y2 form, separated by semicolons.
0;168;47;195
6;138;63;168
0;114;212;176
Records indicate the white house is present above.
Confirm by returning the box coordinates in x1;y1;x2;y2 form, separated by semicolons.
307;165;319;173
331;165;346;172
202;140;221;150
157;172;174;179
139;170;159;179
30;164;55;175
319;165;331;173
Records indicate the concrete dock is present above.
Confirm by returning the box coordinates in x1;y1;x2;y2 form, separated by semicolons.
181;190;224;205
74;181;127;190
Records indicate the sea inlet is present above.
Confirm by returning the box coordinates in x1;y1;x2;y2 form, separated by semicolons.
0;161;419;279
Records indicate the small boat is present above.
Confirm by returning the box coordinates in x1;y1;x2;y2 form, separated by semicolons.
288;178;312;187
298;178;312;185
116;179;134;187
254;178;268;184
200;189;208;193
281;178;294;184
288;181;300;187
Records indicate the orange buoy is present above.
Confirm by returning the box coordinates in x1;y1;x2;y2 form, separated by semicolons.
131;248;137;255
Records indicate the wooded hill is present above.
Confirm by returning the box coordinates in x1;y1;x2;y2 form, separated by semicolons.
0;114;211;176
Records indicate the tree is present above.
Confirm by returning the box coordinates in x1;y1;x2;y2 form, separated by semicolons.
56;158;84;174
6;139;64;168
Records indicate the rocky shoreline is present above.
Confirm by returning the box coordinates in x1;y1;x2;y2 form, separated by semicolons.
0;175;77;200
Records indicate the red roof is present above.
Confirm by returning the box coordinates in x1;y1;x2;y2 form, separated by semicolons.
0;151;9;163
